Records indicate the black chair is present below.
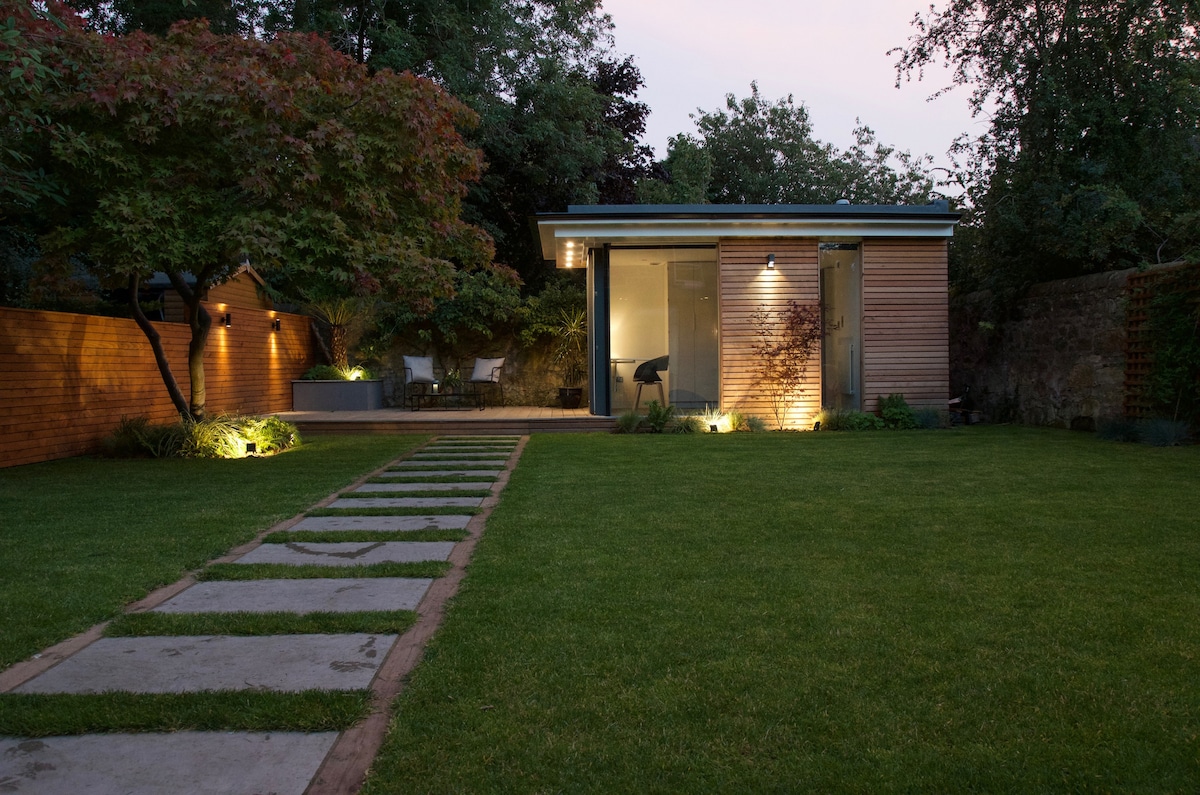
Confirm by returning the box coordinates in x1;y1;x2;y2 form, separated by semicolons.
633;355;669;408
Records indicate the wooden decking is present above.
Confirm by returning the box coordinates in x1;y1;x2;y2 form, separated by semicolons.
275;406;616;436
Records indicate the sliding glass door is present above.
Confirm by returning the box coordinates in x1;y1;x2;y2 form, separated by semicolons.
607;247;719;412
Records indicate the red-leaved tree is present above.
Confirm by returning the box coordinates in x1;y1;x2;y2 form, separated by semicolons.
751;300;824;430
4;1;493;418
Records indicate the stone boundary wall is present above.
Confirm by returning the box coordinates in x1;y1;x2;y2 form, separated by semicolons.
950;269;1133;428
0;306;314;467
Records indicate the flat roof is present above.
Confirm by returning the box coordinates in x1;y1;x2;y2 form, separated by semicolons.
535;202;960;264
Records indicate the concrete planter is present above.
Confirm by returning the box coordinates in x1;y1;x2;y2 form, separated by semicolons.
291;380;384;411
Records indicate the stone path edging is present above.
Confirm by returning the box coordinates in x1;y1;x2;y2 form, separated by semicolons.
303;435;527;795
0;447;408;694
0;433;528;795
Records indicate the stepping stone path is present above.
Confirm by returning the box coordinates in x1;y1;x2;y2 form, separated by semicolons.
0;435;522;795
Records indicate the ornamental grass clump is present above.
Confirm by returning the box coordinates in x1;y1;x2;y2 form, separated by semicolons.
101;415;300;459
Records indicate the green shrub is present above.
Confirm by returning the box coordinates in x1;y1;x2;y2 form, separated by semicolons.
878;393;919;430
644;401;676;433
914;408;946;429
1095;417;1143;443
614;411;643;434
723;410;767;433
302;364;344;380
302;365;373;381
241;416;302;453
744;415;768;433
817;408;884;431
671;415;704;434
1138;418;1191;447
100;416;186;458
101;415;301;459
100;416;156;458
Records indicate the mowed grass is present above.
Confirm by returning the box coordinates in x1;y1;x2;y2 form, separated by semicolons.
364;427;1200;793
0;434;427;669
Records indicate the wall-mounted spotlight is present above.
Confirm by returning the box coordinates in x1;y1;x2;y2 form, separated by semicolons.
220;312;232;328
767;254;776;269
271;318;281;332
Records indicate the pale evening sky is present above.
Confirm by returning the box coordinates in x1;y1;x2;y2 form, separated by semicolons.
601;0;984;179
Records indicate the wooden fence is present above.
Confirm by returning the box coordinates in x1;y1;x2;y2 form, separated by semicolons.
0;306;314;468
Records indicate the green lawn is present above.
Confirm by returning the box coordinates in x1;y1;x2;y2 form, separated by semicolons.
364;427;1200;793
0;434;427;670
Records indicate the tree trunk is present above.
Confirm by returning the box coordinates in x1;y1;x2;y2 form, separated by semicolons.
330;324;348;369
167;270;212;421
310;318;333;365
127;273;190;419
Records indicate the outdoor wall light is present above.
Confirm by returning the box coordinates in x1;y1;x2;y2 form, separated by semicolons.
220;312;232;328
271;318;281;332
767;254;776;269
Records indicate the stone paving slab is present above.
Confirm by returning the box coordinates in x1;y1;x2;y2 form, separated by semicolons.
423;445;515;451
235;541;456;566
390;460;506;468
290;515;471;532
411;452;510;459
13;634;396;694
328;497;483;509
0;732;337;795
376;469;501;478
152;578;433;614
354;482;494;493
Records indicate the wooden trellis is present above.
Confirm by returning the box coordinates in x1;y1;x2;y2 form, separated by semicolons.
1125;262;1200;418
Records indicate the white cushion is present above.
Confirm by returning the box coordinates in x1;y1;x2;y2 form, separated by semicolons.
403;355;435;383
470;357;504;383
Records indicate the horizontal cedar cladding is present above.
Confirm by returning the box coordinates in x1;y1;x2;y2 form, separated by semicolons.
0;306;313;467
719;239;821;427
861;239;949;411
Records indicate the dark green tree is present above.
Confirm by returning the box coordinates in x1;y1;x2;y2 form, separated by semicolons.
64;0;257;34
641;83;933;206
894;0;1200;294
257;0;647;284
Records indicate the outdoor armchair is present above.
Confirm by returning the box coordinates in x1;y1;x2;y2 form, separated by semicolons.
402;355;436;409
468;357;505;406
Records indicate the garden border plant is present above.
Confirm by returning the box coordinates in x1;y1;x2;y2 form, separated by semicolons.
750;299;823;429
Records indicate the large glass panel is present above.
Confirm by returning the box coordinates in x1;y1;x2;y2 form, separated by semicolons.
608;248;719;412
820;243;862;410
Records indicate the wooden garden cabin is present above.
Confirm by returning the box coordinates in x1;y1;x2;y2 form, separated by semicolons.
535;202;960;427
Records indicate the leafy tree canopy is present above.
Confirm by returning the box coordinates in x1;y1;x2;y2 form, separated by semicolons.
895;0;1200;293
4;1;492;418
66;0;652;285
641;83;934;206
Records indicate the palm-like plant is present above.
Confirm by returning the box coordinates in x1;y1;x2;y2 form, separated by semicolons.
552;308;588;388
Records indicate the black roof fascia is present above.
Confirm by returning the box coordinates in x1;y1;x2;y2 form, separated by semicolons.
536;200;959;223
